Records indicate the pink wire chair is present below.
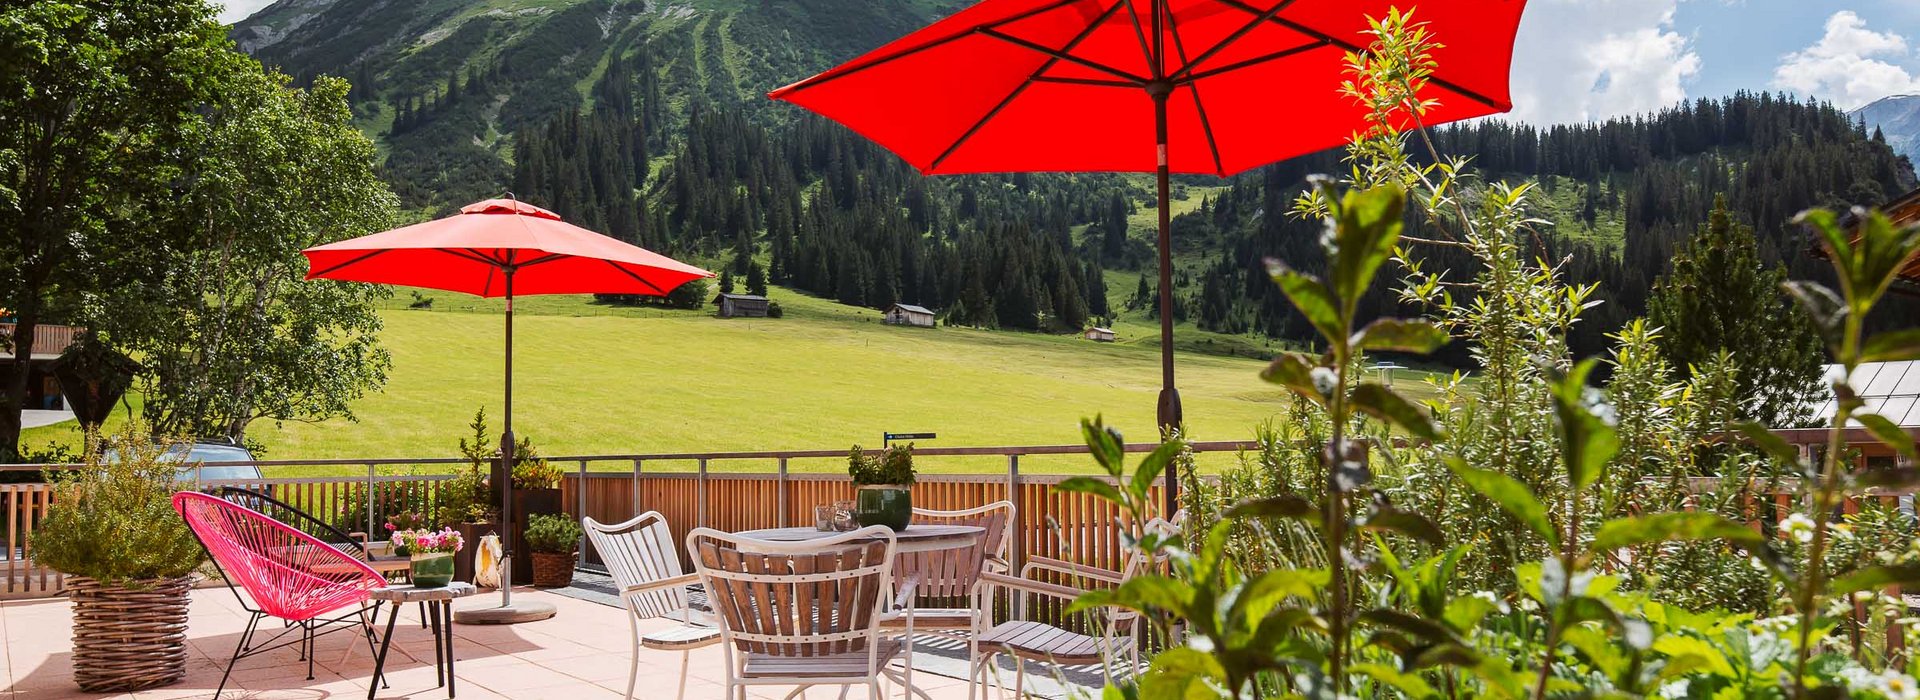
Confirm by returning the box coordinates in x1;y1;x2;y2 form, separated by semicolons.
172;491;389;698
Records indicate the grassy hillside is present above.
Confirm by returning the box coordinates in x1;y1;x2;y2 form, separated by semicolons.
24;287;1438;475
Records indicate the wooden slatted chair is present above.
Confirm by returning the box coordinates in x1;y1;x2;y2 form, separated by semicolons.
881;501;1015;691
687;525;912;700
583;512;720;700
968;517;1174;699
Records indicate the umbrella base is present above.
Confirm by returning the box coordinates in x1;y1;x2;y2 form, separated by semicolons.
452;599;557;625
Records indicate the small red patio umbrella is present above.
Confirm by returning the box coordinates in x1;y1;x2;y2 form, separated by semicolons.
304;198;712;619
770;0;1526;514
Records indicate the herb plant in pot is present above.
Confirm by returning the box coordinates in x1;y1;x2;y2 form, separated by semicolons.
33;427;205;692
849;444;915;531
524;514;584;587
394;527;464;587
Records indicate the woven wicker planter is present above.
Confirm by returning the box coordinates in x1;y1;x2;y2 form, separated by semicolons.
529;552;575;587
66;575;193;692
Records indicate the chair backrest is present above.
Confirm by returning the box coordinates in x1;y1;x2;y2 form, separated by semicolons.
687;526;896;658
215;487;370;560
584;512;691;619
901;501;1013;600
173;491;386;621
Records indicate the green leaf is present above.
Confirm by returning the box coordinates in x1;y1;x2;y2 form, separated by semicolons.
1831;562;1920;595
1069;575;1192;616
1328;183;1407;318
1549;358;1617;491
1855;412;1918;461
1733;420;1804;466
1781;280;1846;352
1350;663;1438;699
1861;328;1920;363
1131;438;1187;501
1273;269;1344;347
1260;352;1325;403
1445;457;1557;548
1350;383;1442;440
1227;494;1320;525
1591;512;1764;551
1056;476;1124;506
1358;608;1458;645
1352;317;1448;355
1081;416;1126;477
1363;509;1447;547
1230;569;1326;625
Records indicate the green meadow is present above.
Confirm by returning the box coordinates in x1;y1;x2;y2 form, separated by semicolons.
24;288;1439;476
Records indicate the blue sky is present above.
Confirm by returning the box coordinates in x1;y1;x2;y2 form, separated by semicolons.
214;0;1920;125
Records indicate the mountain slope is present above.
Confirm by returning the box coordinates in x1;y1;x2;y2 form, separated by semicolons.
1854;94;1920;163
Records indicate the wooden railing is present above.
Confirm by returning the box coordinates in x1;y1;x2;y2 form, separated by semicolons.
0;440;1254;599
0;323;80;357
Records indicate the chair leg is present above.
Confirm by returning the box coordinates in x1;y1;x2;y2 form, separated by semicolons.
624;614;641;700
1013;657;1025;699
675;650;691;700
306;620;317;681
215;612;264;700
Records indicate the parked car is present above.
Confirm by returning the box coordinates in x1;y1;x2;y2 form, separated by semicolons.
103;440;262;482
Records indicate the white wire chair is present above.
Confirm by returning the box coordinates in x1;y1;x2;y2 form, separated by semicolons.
583;512;720;700
687;525;913;700
968;516;1174;700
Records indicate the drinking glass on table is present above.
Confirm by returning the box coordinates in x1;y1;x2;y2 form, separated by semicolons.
833;500;856;531
814;504;837;531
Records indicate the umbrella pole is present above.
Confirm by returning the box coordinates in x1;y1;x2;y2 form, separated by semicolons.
1149;82;1181;519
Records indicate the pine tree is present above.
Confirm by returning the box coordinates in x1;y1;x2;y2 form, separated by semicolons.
718;269;736;295
746;261;768;296
1647;196;1826;428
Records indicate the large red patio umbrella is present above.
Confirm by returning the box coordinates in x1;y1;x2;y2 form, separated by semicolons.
303;198;712;620
770;0;1526;514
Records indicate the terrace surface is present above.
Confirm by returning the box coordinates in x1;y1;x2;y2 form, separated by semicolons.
1;586;1060;700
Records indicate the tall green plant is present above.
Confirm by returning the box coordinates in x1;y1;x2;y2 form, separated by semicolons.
31;425;204;584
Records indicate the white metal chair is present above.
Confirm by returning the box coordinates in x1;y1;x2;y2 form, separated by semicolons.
968;517;1173;699
687;525;913;700
884;501;1015;635
584;513;721;700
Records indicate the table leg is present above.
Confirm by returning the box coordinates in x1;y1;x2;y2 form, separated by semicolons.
443;601;458;698
369;602;401;700
431;600;445;687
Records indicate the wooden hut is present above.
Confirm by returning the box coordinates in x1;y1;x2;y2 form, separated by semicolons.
884;303;936;327
1084;327;1116;342
713;293;769;318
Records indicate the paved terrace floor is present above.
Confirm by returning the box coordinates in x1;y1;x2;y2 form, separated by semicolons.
2;586;1093;700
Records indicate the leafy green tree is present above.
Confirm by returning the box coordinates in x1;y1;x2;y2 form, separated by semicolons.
1648;196;1825;428
108;66;399;443
0;0;234;457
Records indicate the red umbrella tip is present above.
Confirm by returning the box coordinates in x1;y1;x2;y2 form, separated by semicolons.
462;198;563;220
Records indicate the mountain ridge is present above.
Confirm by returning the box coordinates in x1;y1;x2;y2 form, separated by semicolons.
1853;93;1920;163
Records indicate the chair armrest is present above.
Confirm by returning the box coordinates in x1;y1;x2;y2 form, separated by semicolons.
893;575;920;609
1022;556;1124;584
621;572;701;596
980;571;1094;603
984;556;1011;574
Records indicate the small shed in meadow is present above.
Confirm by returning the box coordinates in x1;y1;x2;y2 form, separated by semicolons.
884;303;936;327
713;293;769;318
1084;327;1116;342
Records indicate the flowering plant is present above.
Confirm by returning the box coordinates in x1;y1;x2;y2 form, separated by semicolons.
392;527;463;555
384;512;429;533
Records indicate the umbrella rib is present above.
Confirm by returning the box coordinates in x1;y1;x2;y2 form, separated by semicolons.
931;0;1132;171
1121;0;1156;78
772;0;1088;97
1031;76;1137;87
1162;6;1226;176
1203;0;1506;110
977;27;1148;85
308;249;392;279
1166;0;1300;82
601;259;669;296
1178;40;1327;83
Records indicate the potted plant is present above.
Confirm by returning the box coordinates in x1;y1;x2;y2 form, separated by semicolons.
32;426;204;692
394;527;463;588
508;434;563;583
383;512;429;555
524;514;583;587
444;409;500;583
849;444;915;531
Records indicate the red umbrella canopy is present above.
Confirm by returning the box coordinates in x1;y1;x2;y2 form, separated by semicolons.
770;0;1526;176
303;199;712;297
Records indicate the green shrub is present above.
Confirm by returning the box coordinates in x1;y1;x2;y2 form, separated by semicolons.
510;435;562;489
848;444;914;486
523;513;582;554
31;426;204;584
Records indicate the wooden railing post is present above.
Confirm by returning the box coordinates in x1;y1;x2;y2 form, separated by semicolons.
577;459;589;567
777;457;790;528
697;459;709;529
632;459;643;516
1007;453;1022;573
365;463;377;537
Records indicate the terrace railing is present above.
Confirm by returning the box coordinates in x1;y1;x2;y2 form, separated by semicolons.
0;440;1256;599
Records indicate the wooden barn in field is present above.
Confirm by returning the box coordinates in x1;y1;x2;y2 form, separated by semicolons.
1084;327;1115;342
883;303;936;328
713;293;769;318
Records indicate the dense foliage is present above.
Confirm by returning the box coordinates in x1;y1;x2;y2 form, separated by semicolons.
30;426;204;584
524;513;582;555
848;444;915;486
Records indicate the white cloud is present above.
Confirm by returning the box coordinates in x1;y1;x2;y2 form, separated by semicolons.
1504;0;1702;125
1772;11;1920;110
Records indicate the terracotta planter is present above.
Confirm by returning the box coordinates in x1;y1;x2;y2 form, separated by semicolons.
66;575;193;692
530;552;575;588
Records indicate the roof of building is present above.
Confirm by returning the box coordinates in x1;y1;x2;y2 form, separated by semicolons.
1811;361;1920;426
1821;186;1920;289
890;303;934;315
1088;327;1113;334
712;293;768;303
